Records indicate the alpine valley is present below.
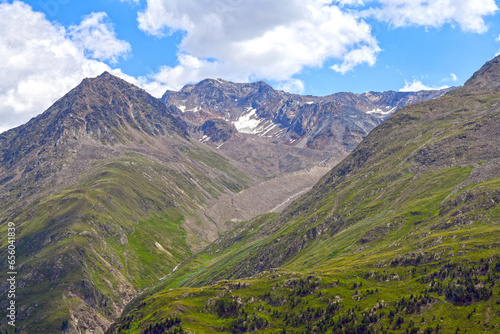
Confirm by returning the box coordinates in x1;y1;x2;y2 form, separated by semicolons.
0;55;499;334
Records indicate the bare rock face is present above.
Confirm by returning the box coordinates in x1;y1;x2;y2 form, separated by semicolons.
161;78;453;176
162;78;453;150
198;119;236;144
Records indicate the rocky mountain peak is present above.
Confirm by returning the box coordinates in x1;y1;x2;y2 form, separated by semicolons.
0;72;186;170
461;55;500;93
73;71;139;98
195;78;226;88
57;72;184;137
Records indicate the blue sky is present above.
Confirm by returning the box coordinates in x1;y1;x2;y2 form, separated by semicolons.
1;0;500;132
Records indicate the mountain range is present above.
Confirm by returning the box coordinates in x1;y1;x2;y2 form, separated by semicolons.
0;54;497;334
108;57;500;333
163;79;453;176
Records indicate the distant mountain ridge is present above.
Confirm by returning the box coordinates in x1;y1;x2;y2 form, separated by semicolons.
162;78;454;151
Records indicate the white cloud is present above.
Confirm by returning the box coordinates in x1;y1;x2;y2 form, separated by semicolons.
68;12;131;63
442;73;458;82
335;0;365;6
331;44;380;74
276;79;305;94
364;0;498;33
399;79;449;92
0;2;132;133
137;0;381;91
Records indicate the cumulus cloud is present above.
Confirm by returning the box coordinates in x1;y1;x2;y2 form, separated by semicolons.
68;12;131;63
0;2;132;133
399;79;449;92
137;0;380;91
364;0;498;33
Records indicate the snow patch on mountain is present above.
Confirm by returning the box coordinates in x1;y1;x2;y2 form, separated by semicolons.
259;123;279;137
199;135;211;143
188;106;201;112
233;108;261;134
366;106;396;115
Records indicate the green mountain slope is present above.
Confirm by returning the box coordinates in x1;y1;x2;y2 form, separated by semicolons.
0;74;253;333
108;57;500;333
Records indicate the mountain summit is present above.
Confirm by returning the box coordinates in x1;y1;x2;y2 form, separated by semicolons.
0;72;186;168
0;72;189;216
162;79;453;152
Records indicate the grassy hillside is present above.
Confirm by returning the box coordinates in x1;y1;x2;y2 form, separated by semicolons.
108;72;500;332
0;138;253;333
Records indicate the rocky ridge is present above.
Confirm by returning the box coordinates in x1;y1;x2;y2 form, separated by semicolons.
162;79;453;151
